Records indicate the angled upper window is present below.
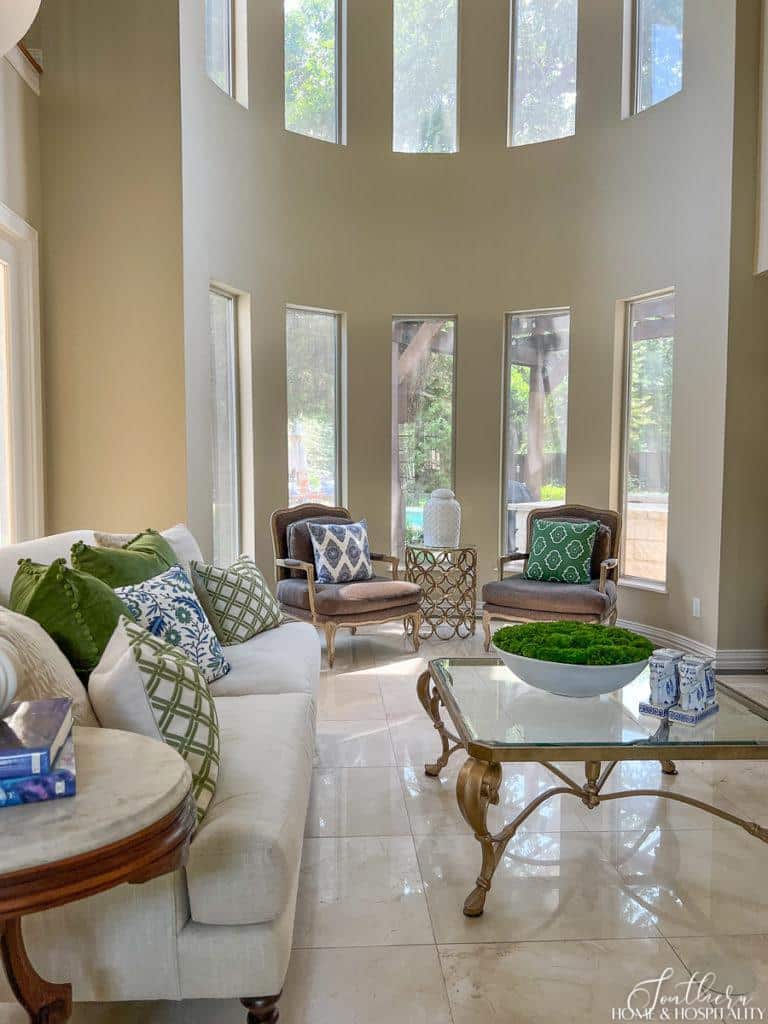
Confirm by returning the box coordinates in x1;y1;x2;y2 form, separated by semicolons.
284;0;344;143
205;0;248;106
509;0;578;146
631;0;683;114
393;0;459;154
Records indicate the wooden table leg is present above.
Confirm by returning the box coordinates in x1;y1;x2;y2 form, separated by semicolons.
0;917;72;1023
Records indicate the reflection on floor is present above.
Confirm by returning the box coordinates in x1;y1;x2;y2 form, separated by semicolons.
2;626;767;1023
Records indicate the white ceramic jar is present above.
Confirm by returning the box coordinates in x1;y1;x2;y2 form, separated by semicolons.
423;489;461;548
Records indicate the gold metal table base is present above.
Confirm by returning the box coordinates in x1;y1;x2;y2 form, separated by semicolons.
417;670;768;919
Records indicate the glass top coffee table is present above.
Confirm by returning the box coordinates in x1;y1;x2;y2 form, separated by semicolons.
417;658;768;918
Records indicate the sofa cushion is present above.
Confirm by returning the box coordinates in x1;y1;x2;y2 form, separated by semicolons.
209;620;320;701
482;577;617;617
71;530;178;588
277;576;421;616
185;692;315;926
95;524;203;570
191;556;282;644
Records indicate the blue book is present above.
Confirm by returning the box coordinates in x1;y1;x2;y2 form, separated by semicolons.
0;698;73;780
0;732;76;807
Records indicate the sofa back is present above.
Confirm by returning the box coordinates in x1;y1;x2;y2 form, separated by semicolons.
0;530;94;607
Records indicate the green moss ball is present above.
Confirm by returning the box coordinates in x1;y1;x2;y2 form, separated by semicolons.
492;621;654;667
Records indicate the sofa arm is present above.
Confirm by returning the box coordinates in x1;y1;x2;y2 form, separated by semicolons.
275;558;318;620
598;558;619;593
498;552;528;579
370;552;399;579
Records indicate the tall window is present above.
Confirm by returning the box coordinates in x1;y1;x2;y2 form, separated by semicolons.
632;0;683;114
286;307;343;506
205;0;247;105
209;288;240;566
393;0;459;154
0;261;10;545
621;291;675;585
392;317;456;553
503;310;570;553
509;0;578;146
284;0;343;143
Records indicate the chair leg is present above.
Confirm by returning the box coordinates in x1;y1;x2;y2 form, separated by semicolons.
350;626;357;635
482;610;492;652
324;622;338;668
410;612;422;652
241;993;281;1023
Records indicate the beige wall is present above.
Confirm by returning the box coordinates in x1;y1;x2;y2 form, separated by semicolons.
179;0;736;649
718;0;768;653
0;53;41;229
38;0;188;533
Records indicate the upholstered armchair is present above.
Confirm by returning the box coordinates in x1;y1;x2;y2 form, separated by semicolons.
482;504;621;651
270;503;422;667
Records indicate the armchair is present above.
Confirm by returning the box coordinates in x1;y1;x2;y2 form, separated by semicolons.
270;504;422;667
482;504;622;651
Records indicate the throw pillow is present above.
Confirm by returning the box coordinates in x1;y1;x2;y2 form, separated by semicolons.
94;524;203;570
308;519;374;584
71;529;178;588
89;617;219;824
190;556;282;645
523;519;599;585
0;606;99;726
9;559;128;678
116;565;230;684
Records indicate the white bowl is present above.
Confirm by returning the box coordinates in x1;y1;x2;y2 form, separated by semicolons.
491;645;648;698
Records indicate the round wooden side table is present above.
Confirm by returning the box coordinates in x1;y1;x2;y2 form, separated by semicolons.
405;544;478;640
0;726;196;1024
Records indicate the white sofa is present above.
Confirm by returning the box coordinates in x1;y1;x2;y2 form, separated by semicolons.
0;527;320;1021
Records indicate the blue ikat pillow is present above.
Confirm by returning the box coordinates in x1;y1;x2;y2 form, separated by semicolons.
308;519;374;584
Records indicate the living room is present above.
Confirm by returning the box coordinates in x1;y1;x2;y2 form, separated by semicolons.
1;0;767;1021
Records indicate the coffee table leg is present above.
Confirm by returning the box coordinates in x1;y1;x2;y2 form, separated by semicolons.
0;917;72;1023
456;757;503;917
660;759;678;776
416;671;463;777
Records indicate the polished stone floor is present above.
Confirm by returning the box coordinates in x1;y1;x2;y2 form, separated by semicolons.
2;626;768;1023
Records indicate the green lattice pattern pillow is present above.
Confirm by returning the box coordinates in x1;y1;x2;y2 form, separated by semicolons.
125;618;220;823
524;520;599;585
191;556;282;646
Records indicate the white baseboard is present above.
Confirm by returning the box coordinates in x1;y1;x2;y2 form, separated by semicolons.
618;618;768;673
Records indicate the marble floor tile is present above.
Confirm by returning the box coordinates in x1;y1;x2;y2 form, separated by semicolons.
280;946;452;1024
401;762;592;835
680;759;768;825
416;831;657;944
315;720;396;767
669;934;768;1006
317;668;386;720
305;767;411;837
614;827;768;937
388;712;451;768
440;938;683;1024
293;836;435;947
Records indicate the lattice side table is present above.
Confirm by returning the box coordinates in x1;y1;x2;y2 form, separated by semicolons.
405;544;477;640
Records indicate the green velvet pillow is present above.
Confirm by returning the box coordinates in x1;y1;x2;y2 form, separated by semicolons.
10;559;129;678
523;519;599;585
70;530;178;588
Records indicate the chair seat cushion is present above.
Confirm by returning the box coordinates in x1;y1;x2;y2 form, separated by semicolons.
184;692;315;926
277;575;420;616
483;577;617;617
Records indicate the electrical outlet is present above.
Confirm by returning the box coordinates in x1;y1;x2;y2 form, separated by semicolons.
692;597;701;618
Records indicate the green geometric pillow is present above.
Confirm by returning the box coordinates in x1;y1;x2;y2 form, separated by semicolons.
71;529;178;588
523;520;599;585
190;556;282;645
9;558;128;678
89;616;220;825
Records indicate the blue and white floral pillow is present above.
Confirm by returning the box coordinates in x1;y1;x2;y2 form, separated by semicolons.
308;519;374;584
116;565;230;683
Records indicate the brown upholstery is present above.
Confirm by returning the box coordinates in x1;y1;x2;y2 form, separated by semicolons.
483;603;601;624
287;514;353;568
270;503;350;580
483;577;617;617
278;576;421;616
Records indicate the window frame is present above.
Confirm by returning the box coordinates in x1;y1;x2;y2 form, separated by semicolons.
283;0;346;145
626;0;683;117
209;284;242;566
0;202;43;544
507;0;579;148
285;304;346;507
499;307;571;554
618;288;675;591
390;314;458;554
205;0;248;108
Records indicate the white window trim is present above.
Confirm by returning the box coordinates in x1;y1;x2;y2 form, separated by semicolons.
206;0;249;108
617;286;675;589
3;47;41;96
284;0;346;145
0;202;44;542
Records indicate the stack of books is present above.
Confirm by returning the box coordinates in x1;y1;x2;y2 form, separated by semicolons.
0;698;76;808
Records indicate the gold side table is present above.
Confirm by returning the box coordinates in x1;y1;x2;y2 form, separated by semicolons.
405;544;477;641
